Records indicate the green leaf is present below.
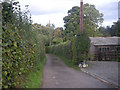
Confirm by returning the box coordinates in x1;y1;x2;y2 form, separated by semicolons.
5;11;8;14
4;85;8;88
5;71;7;76
14;42;17;47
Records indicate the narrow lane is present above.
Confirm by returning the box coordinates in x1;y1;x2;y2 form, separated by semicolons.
42;54;115;88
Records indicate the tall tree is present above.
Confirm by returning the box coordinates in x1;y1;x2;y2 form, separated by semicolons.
63;3;104;39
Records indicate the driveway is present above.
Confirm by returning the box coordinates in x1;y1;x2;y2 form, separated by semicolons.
82;61;119;87
42;54;116;88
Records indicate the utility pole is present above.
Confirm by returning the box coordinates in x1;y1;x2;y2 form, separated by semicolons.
49;20;51;46
80;0;83;33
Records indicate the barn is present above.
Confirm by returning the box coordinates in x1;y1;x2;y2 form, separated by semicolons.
89;37;120;61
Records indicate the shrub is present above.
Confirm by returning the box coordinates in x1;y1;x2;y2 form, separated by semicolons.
47;33;90;65
47;41;72;60
2;1;45;88
72;33;90;65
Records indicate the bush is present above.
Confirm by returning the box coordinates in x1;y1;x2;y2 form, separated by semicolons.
2;1;45;88
47;33;90;65
47;41;72;60
72;33;90;65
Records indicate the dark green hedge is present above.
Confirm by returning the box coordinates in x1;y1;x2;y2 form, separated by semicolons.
72;34;90;65
2;2;45;88
47;41;72;60
47;33;90;65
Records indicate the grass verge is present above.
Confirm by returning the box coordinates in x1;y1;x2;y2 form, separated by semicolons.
57;55;80;70
21;57;46;88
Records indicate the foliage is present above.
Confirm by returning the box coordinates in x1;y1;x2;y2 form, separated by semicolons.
21;57;46;88
33;23;50;46
33;23;55;46
54;28;62;38
72;33;90;65
117;21;120;62
47;32;90;65
99;21;120;37
47;41;72;60
63;4;104;39
116;21;120;37
52;38;63;45
47;4;92;66
2;1;45;88
98;26;111;37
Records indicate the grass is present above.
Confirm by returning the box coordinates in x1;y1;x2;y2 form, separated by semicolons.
57;55;80;70
21;57;46;88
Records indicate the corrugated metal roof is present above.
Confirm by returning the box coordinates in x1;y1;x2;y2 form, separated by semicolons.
89;37;120;45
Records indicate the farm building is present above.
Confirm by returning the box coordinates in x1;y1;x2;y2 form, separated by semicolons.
89;37;120;61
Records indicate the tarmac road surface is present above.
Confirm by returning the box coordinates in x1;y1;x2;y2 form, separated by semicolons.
42;54;116;88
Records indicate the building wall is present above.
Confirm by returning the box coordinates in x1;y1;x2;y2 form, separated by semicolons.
89;44;95;61
89;43;95;54
90;45;120;61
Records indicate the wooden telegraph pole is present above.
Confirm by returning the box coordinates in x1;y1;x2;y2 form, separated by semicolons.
80;0;83;33
49;20;51;46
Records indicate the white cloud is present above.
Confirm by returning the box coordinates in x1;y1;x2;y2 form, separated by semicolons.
19;0;119;27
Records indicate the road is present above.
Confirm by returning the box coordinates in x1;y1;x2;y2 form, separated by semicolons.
82;61;119;87
42;54;116;88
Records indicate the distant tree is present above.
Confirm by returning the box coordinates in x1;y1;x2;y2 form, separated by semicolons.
117;21;120;36
99;26;111;37
110;22;118;36
52;28;64;45
33;23;54;46
54;28;62;38
98;20;120;37
106;21;120;37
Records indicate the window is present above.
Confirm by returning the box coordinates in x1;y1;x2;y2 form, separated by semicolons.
99;47;110;52
116;47;120;51
107;48;109;51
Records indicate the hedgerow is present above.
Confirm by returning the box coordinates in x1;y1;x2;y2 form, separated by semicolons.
47;33;90;65
47;41;72;60
2;1;45;88
72;33;90;65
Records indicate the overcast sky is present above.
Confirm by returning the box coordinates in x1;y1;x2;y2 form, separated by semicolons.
19;0;119;28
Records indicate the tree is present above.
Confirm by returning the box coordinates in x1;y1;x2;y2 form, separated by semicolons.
52;28;63;44
99;21;120;37
110;21;120;36
33;23;56;46
54;28;62;38
63;3;104;39
99;26;111;37
72;32;90;65
117;21;120;36
63;6;80;40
